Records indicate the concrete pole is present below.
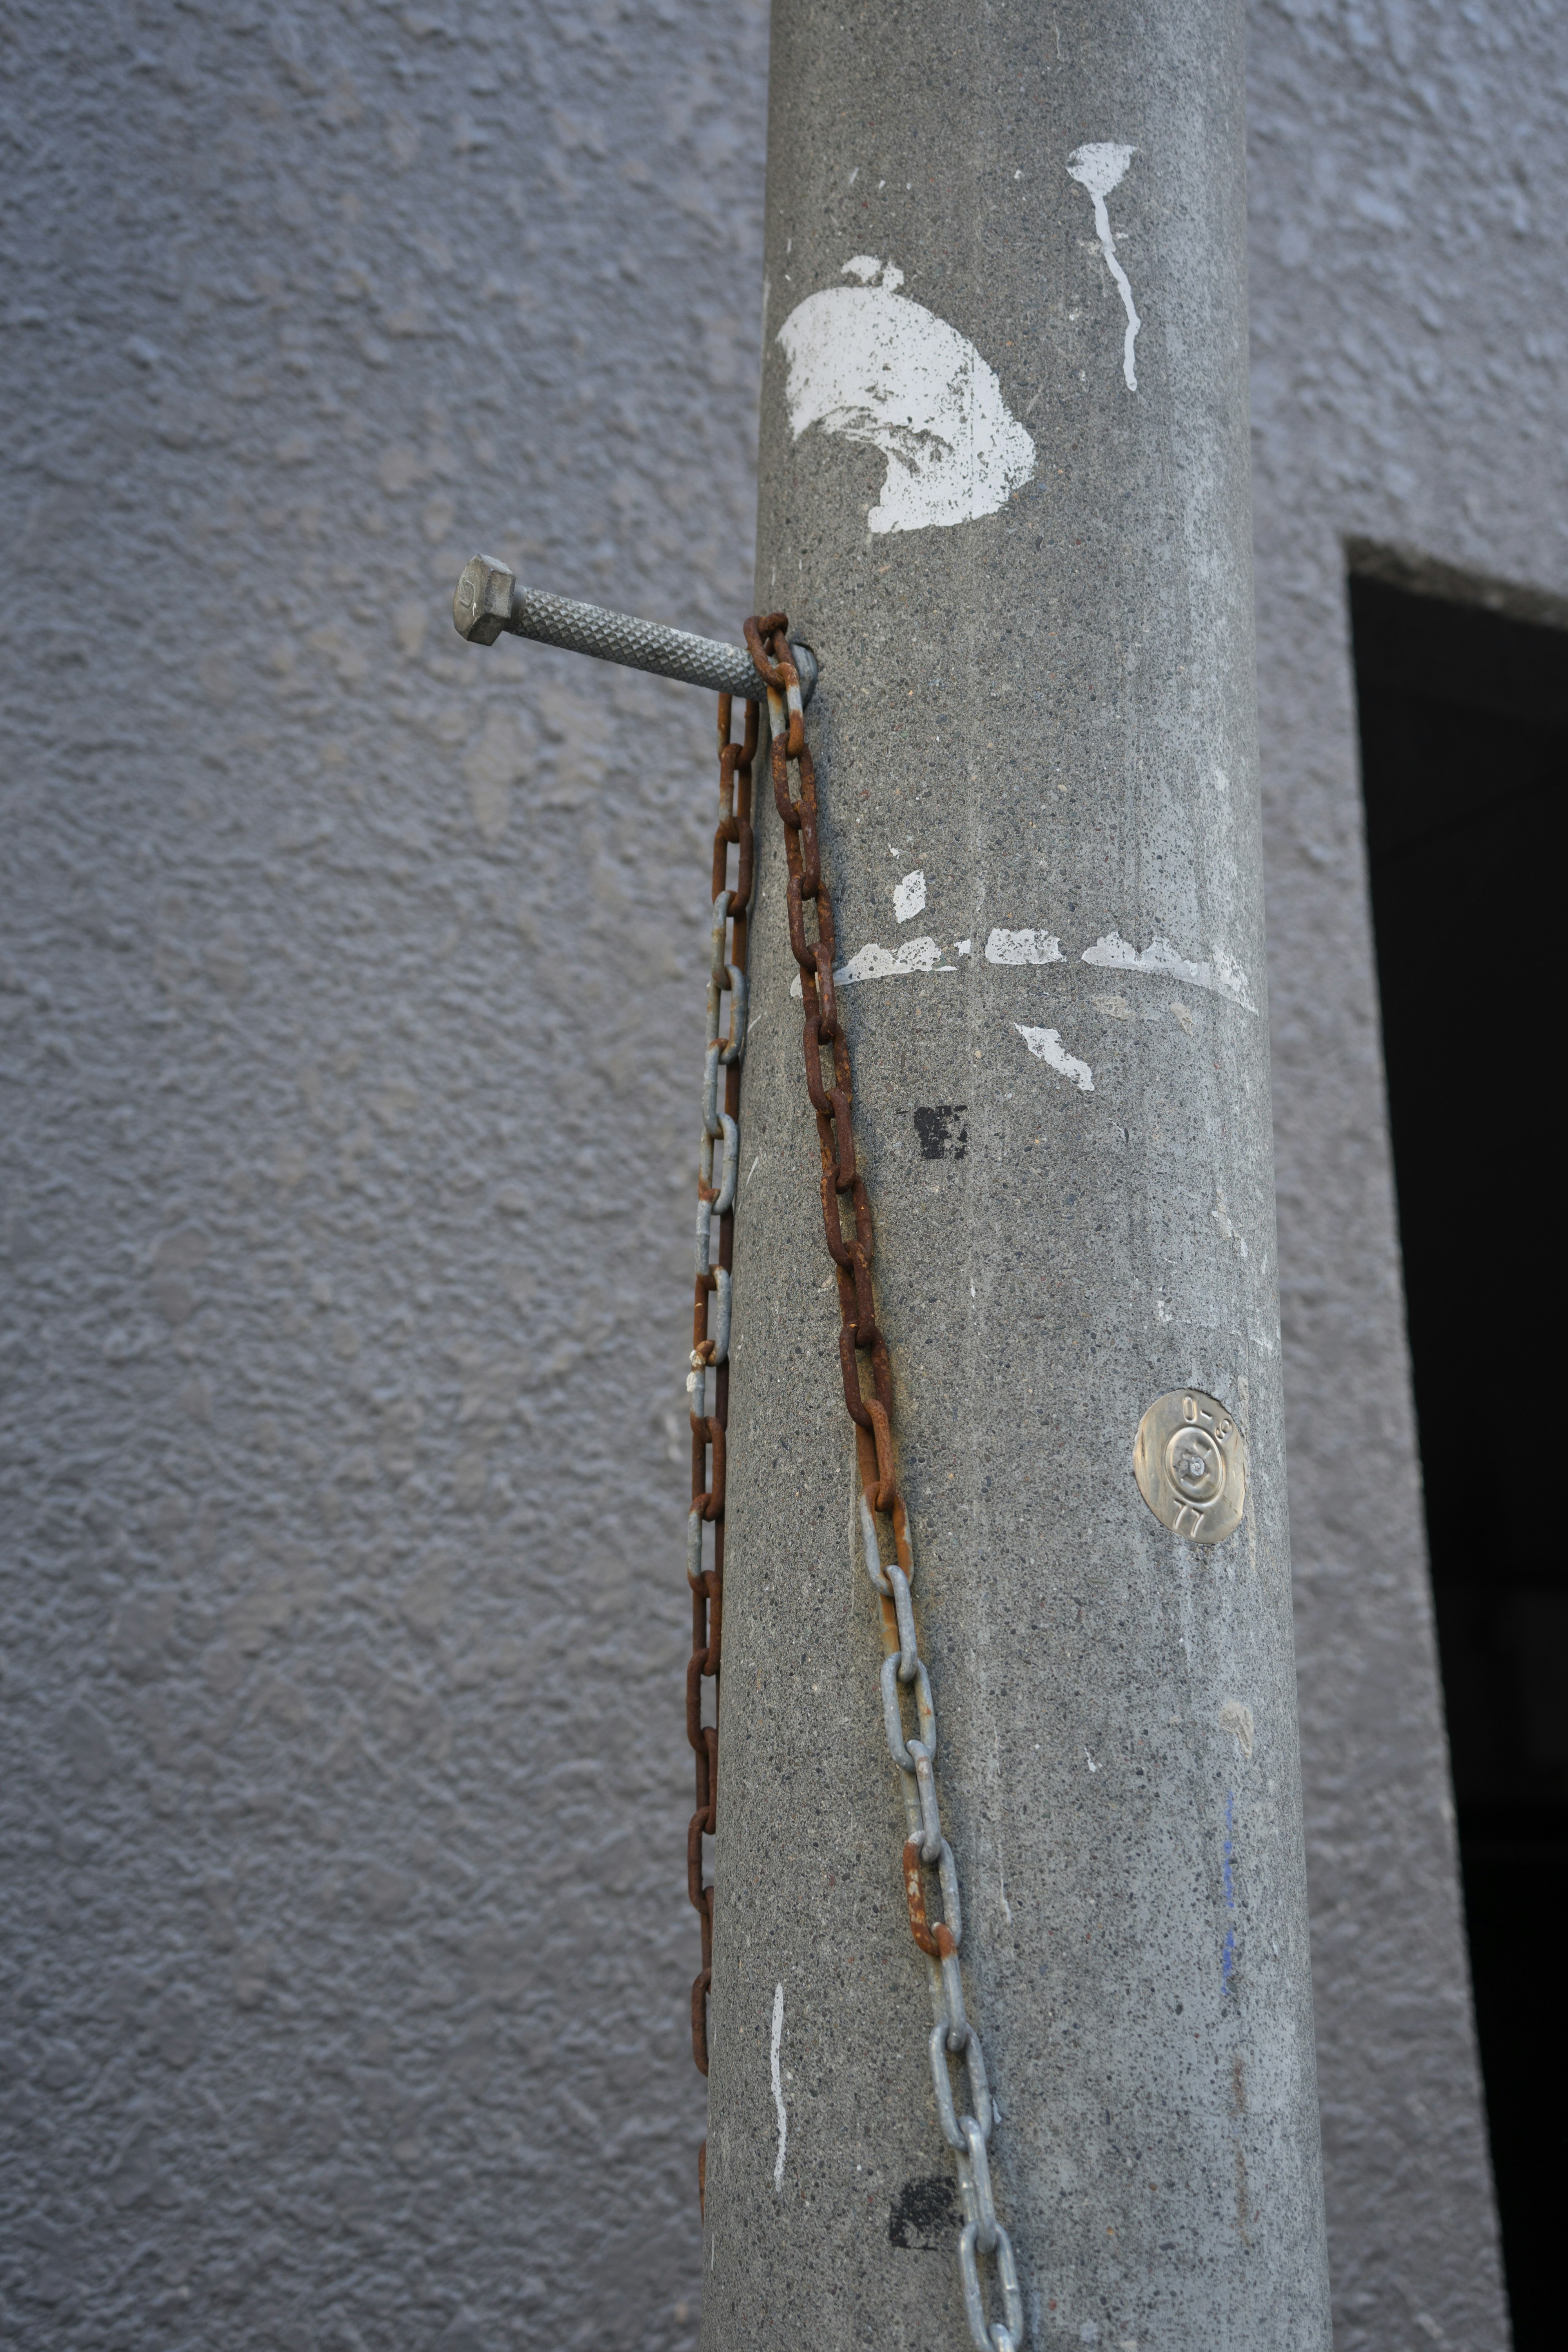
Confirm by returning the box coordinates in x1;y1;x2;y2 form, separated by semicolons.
703;4;1333;2347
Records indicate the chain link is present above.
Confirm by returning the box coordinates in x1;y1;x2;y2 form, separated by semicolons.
686;689;758;2214
744;615;1021;2352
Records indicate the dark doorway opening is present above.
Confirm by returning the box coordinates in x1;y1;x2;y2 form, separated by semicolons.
1351;559;1568;2350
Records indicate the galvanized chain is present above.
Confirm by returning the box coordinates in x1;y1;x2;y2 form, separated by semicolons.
744;615;1022;2352
686;688;759;2214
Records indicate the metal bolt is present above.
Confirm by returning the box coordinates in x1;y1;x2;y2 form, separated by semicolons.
452;553;818;706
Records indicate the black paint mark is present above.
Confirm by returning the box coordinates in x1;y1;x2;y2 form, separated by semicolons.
914;1105;968;1162
889;2172;958;2251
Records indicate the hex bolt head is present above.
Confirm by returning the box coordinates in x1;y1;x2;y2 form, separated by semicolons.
453;553;517;644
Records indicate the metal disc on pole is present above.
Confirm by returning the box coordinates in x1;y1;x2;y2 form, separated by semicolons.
703;3;1333;2345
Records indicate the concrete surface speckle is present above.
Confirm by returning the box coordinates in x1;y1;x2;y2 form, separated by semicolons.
705;4;1330;2343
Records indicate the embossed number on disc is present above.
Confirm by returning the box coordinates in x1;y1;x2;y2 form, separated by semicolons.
1133;1389;1246;1545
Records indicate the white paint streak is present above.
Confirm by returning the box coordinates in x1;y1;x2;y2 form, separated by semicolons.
1080;930;1257;1012
777;259;1036;535
1212;1190;1248;1257
893;869;927;923
1015;1025;1095;1091
788;935;955;997
1066;143;1141;390
985;927;1064;966
769;1982;788;2190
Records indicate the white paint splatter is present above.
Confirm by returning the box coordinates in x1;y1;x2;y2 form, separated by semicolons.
1085;1750;1098;1773
955;938;972;957
1015;1025;1094;1091
985;927;1065;966
789;935;956;997
1080;930;1257;1012
769;1982;788;2190
777;258;1036;535
893;869;927;924
1066;144;1141;391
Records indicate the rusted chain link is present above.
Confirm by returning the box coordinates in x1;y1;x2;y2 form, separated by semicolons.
745;615;1021;2352
687;689;758;2215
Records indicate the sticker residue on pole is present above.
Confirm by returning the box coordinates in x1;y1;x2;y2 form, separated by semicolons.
893;869;927;923
1015;1025;1095;1091
986;927;1065;966
788;935;957;996
769;1981;788;2189
1081;930;1257;1012
776;258;1036;535
1066;143;1141;390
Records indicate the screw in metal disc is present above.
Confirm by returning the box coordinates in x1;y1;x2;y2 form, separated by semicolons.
1132;1389;1247;1544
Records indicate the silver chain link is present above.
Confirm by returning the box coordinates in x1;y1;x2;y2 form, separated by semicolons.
857;1448;1023;2352
685;692;758;2211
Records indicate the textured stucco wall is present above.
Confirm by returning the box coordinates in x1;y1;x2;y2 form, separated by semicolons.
0;6;766;2347
0;0;1551;2346
1247;4;1561;2346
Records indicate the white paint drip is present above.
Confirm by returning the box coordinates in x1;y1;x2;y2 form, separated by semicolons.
1015;1025;1094;1091
893;869;927;923
769;1982;788;2190
1081;930;1257;1012
789;935;956;997
777;258;1036;535
1066;144;1141;391
985;927;1065;966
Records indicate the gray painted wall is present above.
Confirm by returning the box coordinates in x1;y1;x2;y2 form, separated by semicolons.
1;0;1549;2347
0;6;768;2346
1248;5;1559;2345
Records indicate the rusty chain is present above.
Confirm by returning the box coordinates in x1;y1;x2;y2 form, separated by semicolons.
452;549;1006;2328
742;615;1022;2352
686;688;758;2214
